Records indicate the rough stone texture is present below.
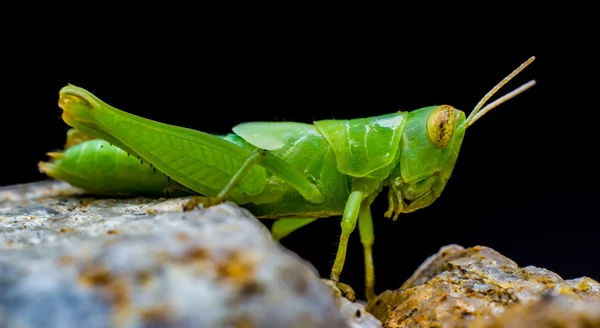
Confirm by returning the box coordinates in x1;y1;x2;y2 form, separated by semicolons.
322;279;382;328
0;180;379;328
474;294;600;327
367;244;600;327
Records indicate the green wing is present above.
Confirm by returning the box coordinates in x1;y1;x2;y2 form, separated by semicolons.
58;85;267;197
232;122;317;150
313;113;407;178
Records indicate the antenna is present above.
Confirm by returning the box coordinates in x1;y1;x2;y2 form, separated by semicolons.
468;80;536;126
465;56;536;127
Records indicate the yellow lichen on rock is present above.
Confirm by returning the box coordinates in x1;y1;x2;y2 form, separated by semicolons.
367;245;600;328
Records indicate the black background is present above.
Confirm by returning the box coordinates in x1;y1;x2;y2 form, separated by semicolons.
3;19;598;301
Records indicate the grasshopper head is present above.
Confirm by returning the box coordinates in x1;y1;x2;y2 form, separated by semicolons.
385;105;466;219
385;57;536;220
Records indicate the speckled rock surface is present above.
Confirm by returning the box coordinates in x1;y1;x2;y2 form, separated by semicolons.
322;279;382;328
367;244;600;328
0;180;378;328
474;294;600;327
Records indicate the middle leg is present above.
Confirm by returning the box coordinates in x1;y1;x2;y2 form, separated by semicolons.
358;204;376;302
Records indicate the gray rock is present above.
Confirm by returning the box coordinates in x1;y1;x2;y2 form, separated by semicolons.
367;244;600;328
0;180;378;328
322;279;382;328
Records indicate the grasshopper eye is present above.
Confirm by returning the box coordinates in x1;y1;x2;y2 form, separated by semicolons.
426;105;457;148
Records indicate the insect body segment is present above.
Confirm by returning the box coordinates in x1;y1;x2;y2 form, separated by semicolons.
39;138;193;197
45;56;536;303
65;127;97;148
313;112;407;179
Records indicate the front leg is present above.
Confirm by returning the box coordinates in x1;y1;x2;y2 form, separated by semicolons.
330;190;366;302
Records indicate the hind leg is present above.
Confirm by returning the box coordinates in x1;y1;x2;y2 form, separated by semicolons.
183;150;266;210
271;218;318;242
184;150;325;211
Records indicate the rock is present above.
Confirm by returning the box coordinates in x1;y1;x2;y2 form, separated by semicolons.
475;294;600;327
367;244;600;328
0;180;377;328
322;279;382;328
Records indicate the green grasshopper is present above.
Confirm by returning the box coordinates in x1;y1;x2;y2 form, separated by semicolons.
40;56;536;302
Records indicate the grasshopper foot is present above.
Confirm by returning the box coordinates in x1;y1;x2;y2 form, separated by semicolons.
329;270;356;302
183;196;224;211
331;273;356;302
336;282;356;302
162;185;194;198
